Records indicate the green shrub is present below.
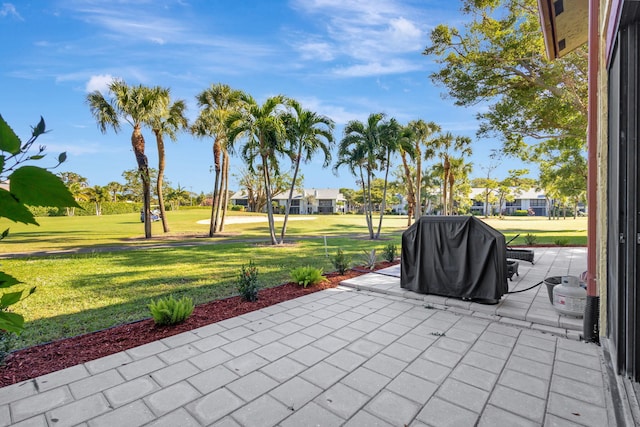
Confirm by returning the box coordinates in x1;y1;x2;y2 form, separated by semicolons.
147;295;194;325
237;261;260;301
513;209;528;216
361;249;377;270
554;238;569;246
382;243;398;262
230;205;245;211
290;266;326;288
331;249;352;274
0;331;15;365
524;233;538;245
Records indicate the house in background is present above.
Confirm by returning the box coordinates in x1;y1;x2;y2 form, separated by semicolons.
230;188;345;214
469;187;550;216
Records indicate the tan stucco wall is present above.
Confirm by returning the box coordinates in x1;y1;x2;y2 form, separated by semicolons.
596;0;612;336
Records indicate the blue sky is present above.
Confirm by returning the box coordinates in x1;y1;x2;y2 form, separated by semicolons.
0;0;522;195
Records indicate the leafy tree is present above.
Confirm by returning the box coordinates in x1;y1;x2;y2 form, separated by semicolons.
235;167;301;214
58;172;88;216
121;168;160;202
495;169;531;218
226;94;289;245
471;177;499;217
423;0;587;196
87;79;158;238
193;84;244;236
0;115;79;333
146;86;188;233
339;187;359;213
280;99;334;243
334;113;386;239
353;178;399;210
58;171;87;187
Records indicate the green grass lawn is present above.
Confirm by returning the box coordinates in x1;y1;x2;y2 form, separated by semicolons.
1;211;587;349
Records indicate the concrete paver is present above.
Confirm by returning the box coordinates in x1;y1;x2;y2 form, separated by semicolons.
1;248;616;426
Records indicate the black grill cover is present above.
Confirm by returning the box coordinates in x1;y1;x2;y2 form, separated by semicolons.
401;216;508;302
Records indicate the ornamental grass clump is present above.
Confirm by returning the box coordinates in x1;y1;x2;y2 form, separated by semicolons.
361;249;377;270
148;295;194;326
331;248;352;275
237;261;260;302
290;266;326;288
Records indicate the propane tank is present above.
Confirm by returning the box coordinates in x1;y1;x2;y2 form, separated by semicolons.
553;275;586;317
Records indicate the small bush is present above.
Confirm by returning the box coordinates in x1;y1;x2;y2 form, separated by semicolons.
554;238;569;246
0;331;15;365
382;243;398;262
524;233;538;245
291;266;326;288
230;205;245;211
361;249;377;270
331;249;352;274
513;209;528;216
237;261;260;301
148;295;194;326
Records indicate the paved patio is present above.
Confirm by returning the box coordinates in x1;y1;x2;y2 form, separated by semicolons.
341;247;588;340
0;247;616;426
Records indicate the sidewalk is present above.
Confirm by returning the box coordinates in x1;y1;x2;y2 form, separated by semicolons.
0;248;614;426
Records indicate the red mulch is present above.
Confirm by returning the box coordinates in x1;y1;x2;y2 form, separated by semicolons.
0;262;396;387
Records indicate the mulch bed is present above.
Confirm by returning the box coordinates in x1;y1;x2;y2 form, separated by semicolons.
0;262;397;387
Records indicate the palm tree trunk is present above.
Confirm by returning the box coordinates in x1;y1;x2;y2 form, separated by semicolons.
448;173;455;214
210;137;222;235
280;148;302;244
154;130;170;233
358;166;373;237
375;150;391;239
132;124;152;238
415;150;422;220
400;151;415;227
220;150;230;231
262;155;278;245
365;169;375;239
442;156;450;216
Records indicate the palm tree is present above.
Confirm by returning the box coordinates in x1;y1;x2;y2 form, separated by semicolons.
146;86;188;233
433;132;472;215
105;181;123;202
193;84;245;237
87;79;157;238
446;157;473;214
375;118;413;238
87;185;110;216
335;113;386;239
226;94;288;245
280;99;334;243
408;120;441;220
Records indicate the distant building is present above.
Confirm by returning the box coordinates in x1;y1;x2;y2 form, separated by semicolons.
230;188;345;214
469;187;549;216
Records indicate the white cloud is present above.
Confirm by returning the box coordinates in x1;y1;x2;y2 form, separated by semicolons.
297;41;334;61
333;59;424;77
85;74;114;93
294;96;369;125
1;3;22;20
289;0;426;76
